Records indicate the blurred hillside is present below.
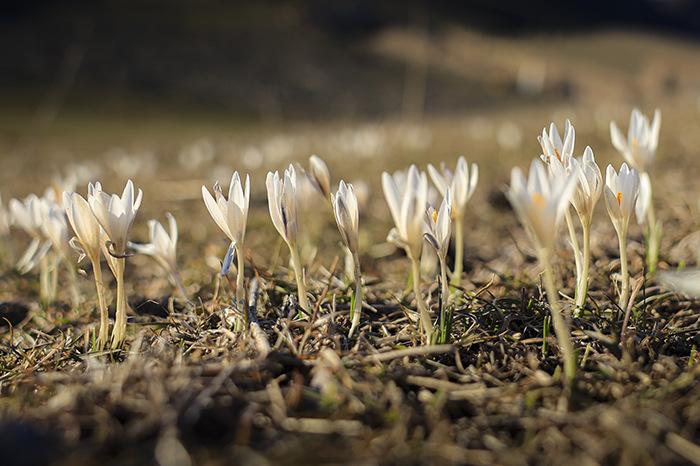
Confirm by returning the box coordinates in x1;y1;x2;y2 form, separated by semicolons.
2;0;700;121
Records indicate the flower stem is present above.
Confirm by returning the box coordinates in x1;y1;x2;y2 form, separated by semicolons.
66;260;81;308
92;259;110;350
235;244;246;317
575;219;591;311
111;258;127;349
565;209;582;297
348;253;362;337
538;247;576;385
438;256;450;343
289;244;310;315
616;228;630;310
646;200;661;275
39;255;50;307
410;254;434;339
451;219;464;286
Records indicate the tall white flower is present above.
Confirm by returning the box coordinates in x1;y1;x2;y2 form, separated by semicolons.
539;120;575;164
382;165;429;260
382;165;433;338
267;165;300;247
507;159;577;250
427;156;478;286
610;108;661;173
507;159;578;384
267;165;309;313
88;180;142;348
331;180;363;336
604;163;640;308
64;189;111;348
88;180;143;255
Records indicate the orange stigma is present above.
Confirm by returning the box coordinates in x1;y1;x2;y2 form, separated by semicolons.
532;192;546;208
616;191;623;205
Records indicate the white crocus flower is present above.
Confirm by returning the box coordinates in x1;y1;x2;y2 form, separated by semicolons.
507;159;577;384
382;165;433;338
604;163;640;309
88;180;142;348
657;269;700;297
331;180;363;336
88;180;143;256
64;190;111;349
9;195;52;284
538;119;575;164
130;213;188;301
566;146;602;309
202;172;251;312
0;195;10;238
427;157;478;286
266;165;309;313
611;108;662;273
610;109;661;173
507;159;577;251
307;155;331;199
425;191;453;343
41;204;81;307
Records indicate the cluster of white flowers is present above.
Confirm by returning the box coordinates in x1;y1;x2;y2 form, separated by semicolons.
0;107;682;370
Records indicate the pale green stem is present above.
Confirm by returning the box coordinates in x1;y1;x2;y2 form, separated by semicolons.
235;244;246;315
91;258;110;350
170;269;190;304
646;200;660;275
616;227;630;310
575;219;591;311
410;253;434;339
289;243;310;315
538;247;577;385
438;255;450;342
111;258;127;349
39;255;50;307
49;252;59;304
348;253;362;337
565;208;582;295
66;260;81;308
451;218;464;286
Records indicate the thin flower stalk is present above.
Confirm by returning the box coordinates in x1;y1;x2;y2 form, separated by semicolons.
267;165;310;314
331;180;362;336
425;190;452;343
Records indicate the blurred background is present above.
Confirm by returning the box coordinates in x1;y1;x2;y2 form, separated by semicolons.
1;0;700;212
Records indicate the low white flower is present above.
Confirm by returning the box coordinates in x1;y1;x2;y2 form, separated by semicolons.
202;172;250;248
610;108;661;173
130;213;179;272
307;155;331;199
569;146;603;225
635;172;652;225
41;205;71;259
64;191;102;263
331;180;359;254
604;163;640;236
424;190;452;261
